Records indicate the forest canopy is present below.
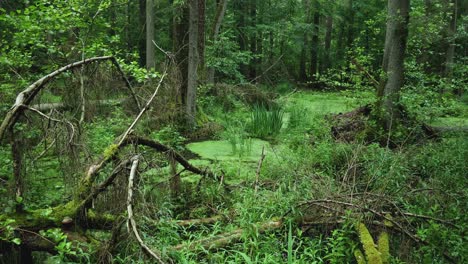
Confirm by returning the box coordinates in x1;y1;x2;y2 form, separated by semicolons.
0;0;466;263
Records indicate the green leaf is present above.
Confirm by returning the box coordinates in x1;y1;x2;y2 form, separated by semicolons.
12;238;21;245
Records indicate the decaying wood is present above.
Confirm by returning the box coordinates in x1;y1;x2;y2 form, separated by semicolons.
81;68;168;195
171;220;282;251
126;157;166;264
0;56;139;142
175;215;225;227
30;99;124;112
123;135;219;180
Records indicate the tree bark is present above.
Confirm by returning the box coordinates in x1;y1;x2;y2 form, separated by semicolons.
322;15;333;72
146;0;156;70
248;0;258;81
187;0;199;127
444;0;457;79
139;0;146;67
310;0;320;80
207;0;228;84
299;0;311;82
378;0;410;130
198;0;206;80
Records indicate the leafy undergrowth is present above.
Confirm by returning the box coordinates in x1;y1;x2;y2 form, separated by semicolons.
3;88;466;263
102;89;467;263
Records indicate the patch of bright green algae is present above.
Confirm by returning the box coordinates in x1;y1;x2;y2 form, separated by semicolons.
288;91;364;115
186;139;270;162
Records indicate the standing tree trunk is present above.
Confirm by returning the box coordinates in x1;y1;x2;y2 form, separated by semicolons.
444;0;457;79
207;0;228;84
346;0;354;48
299;0;311;82
139;0;146;67
146;0;156;70
198;0;206;82
174;4;189;105
187;0;199;127
377;0;410;131
322;15;333;72
309;0;320;80
248;0;257;81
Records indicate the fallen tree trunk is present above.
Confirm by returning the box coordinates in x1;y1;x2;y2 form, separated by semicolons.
171;220;282;251
29;99;124;112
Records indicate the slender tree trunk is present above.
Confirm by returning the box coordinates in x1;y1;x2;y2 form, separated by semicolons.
207;0;228;84
138;0;146;67
187;0;199;127
309;1;320;80
198;0;206;81
249;0;257;80
444;0;457;79
236;1;247;77
346;0;354;48
174;5;189;105
299;0;310;82
323;15;333;72
378;0;410;130
146;0;156;70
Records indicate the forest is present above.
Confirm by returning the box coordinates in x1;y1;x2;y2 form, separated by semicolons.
0;0;466;263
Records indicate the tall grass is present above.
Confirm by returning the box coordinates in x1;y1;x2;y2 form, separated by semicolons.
248;104;284;138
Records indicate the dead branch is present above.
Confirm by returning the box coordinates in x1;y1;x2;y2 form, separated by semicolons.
0;56;138;142
81;68;167;194
126;157;166;264
123;135;220;181
175;215;225;227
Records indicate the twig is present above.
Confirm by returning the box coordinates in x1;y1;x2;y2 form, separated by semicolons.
127;156;166;264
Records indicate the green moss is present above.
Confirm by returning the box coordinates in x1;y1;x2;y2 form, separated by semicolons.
357;222;382;264
354;248;367;264
377;232;390;264
87;209;116;227
103;143;119;159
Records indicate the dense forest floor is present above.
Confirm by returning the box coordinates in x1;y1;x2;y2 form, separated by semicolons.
2;84;466;263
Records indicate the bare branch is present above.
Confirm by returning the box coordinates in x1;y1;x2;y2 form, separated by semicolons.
127;157;166;264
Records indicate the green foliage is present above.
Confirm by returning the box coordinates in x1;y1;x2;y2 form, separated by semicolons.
0;219;20;245
206;31;252;83
151;125;187;151
324;220;356;264
40;228;76;259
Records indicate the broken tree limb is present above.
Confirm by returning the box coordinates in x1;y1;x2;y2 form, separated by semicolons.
127;157;166;264
0;56;138;142
123;135;219;180
30;99;124;112
171;220;282;251
81;68;167;195
175;215;226;227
